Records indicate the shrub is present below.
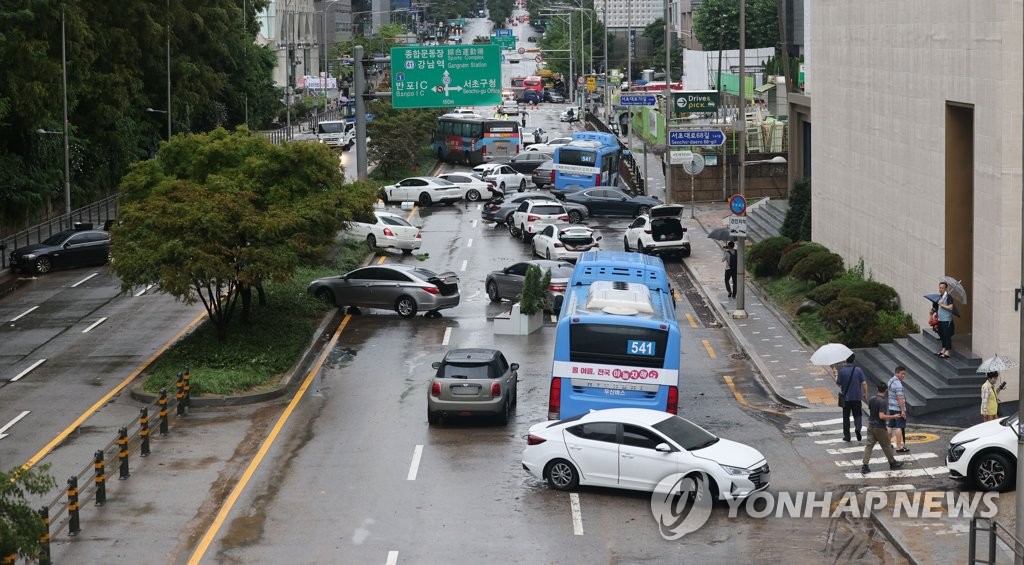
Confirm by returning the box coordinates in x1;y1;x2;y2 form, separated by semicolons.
806;280;848;306
749;236;792;277
519;264;549;315
791;251;845;285
778;242;827;275
863;310;919;347
781;177;811;242
841;279;901;312
819;296;877;347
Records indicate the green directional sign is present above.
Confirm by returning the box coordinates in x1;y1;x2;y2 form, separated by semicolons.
491;35;516;50
672;91;720;113
391;45;502;109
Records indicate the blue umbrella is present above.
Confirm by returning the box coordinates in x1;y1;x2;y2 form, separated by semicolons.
923;293;960;317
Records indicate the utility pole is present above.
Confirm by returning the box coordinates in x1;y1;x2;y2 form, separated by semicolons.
354;44;368;180
734;0;748;319
663;0;672;204
603;0;610;127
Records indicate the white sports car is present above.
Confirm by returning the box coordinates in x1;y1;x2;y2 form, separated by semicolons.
380;177;463;207
525;137;573;154
437;173;500;202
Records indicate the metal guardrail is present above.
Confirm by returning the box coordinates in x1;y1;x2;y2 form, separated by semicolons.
969;517;1024;564
0;195;119;271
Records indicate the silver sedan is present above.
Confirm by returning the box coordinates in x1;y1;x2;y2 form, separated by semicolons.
308;264;460;318
485;259;575;312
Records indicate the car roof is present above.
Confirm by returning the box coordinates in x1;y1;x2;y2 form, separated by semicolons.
443;348;502;362
579;408;675;425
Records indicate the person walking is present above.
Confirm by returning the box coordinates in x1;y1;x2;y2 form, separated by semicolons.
981;371;1004;422
521;112;527;128
836;354;869;442
862;382;907;474
723;241;738;298
887;366;909;453
934;281;956;358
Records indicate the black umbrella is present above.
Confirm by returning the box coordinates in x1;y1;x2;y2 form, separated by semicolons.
923;293;960;316
708;227;734;242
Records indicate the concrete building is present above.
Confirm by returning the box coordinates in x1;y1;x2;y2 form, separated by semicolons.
811;0;1023;395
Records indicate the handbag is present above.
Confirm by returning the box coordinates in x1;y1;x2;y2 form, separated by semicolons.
928;311;939;332
837;366;853;407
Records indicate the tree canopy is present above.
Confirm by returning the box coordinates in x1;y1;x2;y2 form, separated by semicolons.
0;465;56;561
692;0;779;51
366;101;439;178
111;128;376;341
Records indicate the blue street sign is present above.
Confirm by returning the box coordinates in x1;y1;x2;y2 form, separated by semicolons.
495;28;513;36
730;195;747;215
668;129;726;147
620;95;657;106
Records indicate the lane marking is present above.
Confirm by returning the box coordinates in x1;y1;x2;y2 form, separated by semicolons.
701;339;716;359
835;453;938;466
376;255;388;265
471;219;478;227
460;260;468;272
814;438;849;445
188;313;352;564
405;205;419;221
0;411;31;440
442;327;452;345
386;551;399;565
684;313;697;328
800;418;845;428
82;317;108;333
807;429;843;437
802;387;837;405
859;484;917;493
10;306;38;322
467;238;474;248
70;273;98;287
722;375;786;416
828;446;869;455
407;445;424;481
23;310;207;470
11;359;46;382
134;283;155;297
844;466;948;480
569;493;584;535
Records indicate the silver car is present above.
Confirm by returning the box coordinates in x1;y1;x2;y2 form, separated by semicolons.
485;259;575;312
427;348;519;425
308;264;460;318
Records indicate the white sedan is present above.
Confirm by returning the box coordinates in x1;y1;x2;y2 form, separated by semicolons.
525;137;572;154
522;408;770;500
472;162;504;175
437;172;500;202
343;210;421;254
380;177;463;207
481;164;530;193
531;224;601;261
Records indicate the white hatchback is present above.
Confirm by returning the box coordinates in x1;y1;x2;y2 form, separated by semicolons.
531;224;601;261
522;408;770;500
947;414;1019;492
343;211;421;254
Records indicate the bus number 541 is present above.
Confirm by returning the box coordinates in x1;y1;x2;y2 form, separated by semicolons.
628;340;656;356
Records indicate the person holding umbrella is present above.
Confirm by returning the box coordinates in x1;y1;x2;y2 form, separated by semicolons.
980;371;1004;422
933;281;956;358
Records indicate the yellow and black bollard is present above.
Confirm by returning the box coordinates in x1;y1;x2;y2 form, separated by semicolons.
117;427;130;480
38;506;51;565
139;407;151;457
183;366;191;409
67;476;81;536
158;388;169;435
175;372;185;416
93;450;106;506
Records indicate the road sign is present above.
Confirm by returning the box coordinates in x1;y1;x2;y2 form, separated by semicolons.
535;54;543;63
586;76;596;92
729;216;748;237
682;153;705;175
495;28;513;36
391;45;502;109
730;195;747;215
672;91;720;113
620;94;657;106
668;150;691;165
668;130;726;147
518;47;525;54
492;35;515;50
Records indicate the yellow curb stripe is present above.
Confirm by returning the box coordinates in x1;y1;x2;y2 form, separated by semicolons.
723;375;787;416
685;313;698;328
702;339;716;359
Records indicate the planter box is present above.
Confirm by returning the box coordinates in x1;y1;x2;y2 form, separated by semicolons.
493;303;543;335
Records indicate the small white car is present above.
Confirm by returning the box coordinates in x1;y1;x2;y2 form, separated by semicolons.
509;199;569;242
531;224;601;261
525;137;572;154
623;204;691;258
343;211;421;254
482;164;530;193
522;408;770;499
437;172;499;202
947;414;1018;492
380;177;463;207
472;162;504;175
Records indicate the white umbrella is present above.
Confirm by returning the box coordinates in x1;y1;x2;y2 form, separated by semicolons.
977;355;1019;374
940;276;967;304
810;343;854;366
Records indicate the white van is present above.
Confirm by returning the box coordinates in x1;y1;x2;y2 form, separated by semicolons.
316;120;355;151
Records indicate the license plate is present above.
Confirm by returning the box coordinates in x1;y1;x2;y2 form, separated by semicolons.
571;379;658;392
451;385;480;396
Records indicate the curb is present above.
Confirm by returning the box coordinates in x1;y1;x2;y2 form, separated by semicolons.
870;512;922;565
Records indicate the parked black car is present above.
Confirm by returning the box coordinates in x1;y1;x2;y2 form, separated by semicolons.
531;160;555;189
9;227;111;274
492;152;552;175
564;187;662;217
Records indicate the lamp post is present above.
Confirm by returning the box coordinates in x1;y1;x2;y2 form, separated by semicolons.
145;107;170;140
663;0;672;205
59;7;70;217
37;128;71;220
165;0;172;141
733;0;747;319
321;0;343;113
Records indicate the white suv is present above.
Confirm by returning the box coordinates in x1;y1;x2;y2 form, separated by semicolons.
623;204;691;258
509;199;569;242
947;415;1018;492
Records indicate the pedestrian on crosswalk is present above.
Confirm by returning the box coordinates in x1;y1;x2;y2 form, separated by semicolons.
862;381;906;474
887;366;909;452
836;354;868;442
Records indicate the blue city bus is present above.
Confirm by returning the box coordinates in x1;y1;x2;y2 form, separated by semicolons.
551;131;622;193
431;115;521;165
548;251;680;420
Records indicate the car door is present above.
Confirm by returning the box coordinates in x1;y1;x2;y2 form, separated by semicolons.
603;189;632;216
626;216;647;246
580;189;609;216
496;262;529;299
534;225;555;257
370;267;413;308
336;267;379;307
395;179;423;201
563;422;620;486
347;214;374;240
618;424;679;491
59;232;94;269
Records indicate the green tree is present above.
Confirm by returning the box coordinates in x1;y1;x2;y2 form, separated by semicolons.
635;18;683;80
112;127;376;341
487;0;516;29
366;100;438;177
781;177;811;242
692;0;778;50
0;465;57;561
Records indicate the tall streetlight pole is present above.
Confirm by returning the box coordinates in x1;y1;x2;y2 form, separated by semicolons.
59;6;71;217
733;0;748;318
321;0;343;113
602;0;609;127
165;0;172;140
663;0;672;204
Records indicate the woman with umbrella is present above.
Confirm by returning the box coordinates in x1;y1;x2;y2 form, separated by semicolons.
932;280;960;358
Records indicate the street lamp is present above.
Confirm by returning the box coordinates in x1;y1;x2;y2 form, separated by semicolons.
145;108;171;140
164;0;172;142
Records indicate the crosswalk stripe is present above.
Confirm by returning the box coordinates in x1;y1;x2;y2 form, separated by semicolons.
844;466;947;480
858;484;917;493
814;438;849;445
799;418;844;428
807;429;844;437
828;446;870;455
835;453;938;467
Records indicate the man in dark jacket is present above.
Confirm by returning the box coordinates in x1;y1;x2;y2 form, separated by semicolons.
836;354;868;442
862;382;907;474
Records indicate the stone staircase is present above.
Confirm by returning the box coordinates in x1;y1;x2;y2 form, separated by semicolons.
746;198;788;243
854;330;983;416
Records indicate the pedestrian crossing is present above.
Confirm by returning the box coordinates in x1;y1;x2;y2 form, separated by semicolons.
798;417;947;487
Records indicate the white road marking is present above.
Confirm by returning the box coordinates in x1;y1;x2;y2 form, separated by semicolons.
858;484;917;493
442;327;452;345
800;418;844;428
10;306;38;322
134;283;155;297
828;446;869;455
386;551;399;565
835;453;938;467
467;238;474;248
82;317;108;333
814;438;849;445
569;493;584;535
460;260;468;272
70;273;98;287
807;429;843;437
11;359;46;382
407;445;423;481
0;411;30;440
845;466;948;480
472;219;478;227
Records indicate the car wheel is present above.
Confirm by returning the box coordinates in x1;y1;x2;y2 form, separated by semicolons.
682;248;691;258
505;212;516;226
519;179;526;191
546;248;552;260
499;181;506;192
637;205;651;216
520;224;531;243
380;191;390;205
437;148;445;162
486;280;501;302
637;240;645;254
623;236;630;251
545;459;579;491
497;400;510;426
568;210;583;224
314;287;335;305
973;452;1016;492
419;193;433;207
427;410;441;426
33;256;53;274
508;222;520;238
105;250;113;265
395;296;418;318
366;234;377;250
466;189;481;201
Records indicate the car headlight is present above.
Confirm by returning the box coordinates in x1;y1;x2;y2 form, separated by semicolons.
720;464;749;476
22;253;36;260
948;438;976;462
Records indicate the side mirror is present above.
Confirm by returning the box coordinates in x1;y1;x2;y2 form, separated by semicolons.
681;227;688;232
655;443;673;453
596;235;603;241
431;361;441;370
510;363;520;371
